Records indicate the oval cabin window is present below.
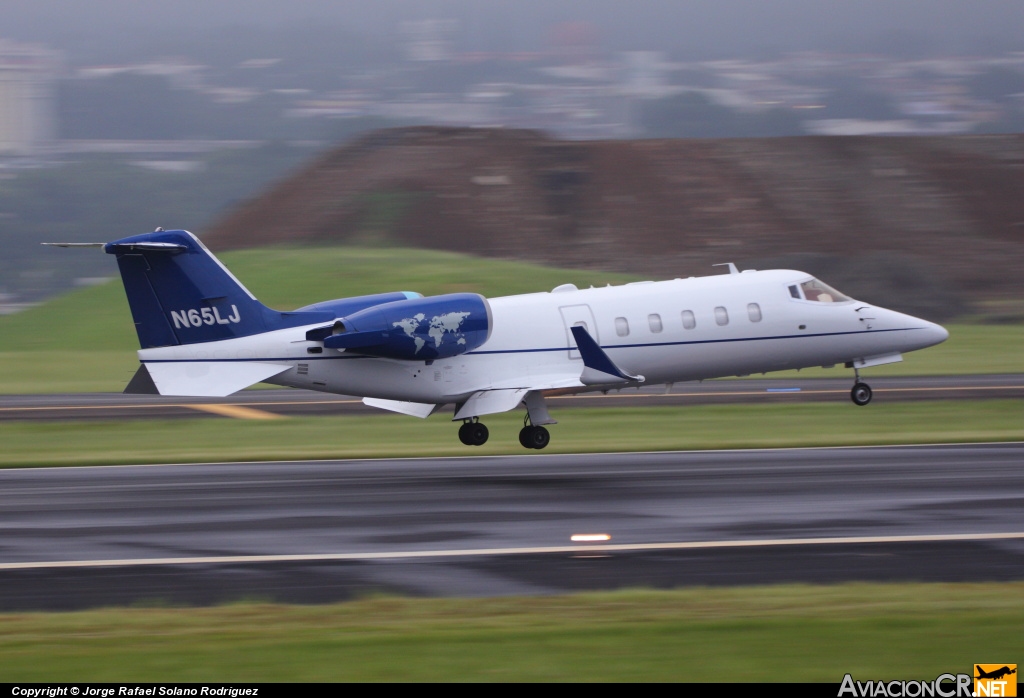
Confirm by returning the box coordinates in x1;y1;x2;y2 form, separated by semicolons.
715;306;729;326
681;310;696;330
748;303;762;322
615;317;630;337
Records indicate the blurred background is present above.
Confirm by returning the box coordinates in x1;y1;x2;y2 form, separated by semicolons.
2;0;1023;320
1;6;1023;671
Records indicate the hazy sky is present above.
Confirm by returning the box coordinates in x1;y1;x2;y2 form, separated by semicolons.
5;0;1024;59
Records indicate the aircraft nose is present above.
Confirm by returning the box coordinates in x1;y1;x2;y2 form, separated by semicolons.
909;318;949;350
928;322;950;345
881;309;949;351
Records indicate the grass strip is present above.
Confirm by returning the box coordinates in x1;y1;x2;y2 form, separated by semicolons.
0;247;643;354
0;583;1020;681
2;245;1022;394
0;350;140;394
764;322;1024;379
1;400;1021;468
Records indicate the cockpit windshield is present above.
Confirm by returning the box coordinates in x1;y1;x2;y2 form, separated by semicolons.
798;279;851;303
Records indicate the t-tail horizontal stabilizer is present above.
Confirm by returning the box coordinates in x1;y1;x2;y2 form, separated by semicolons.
570;325;644;385
102;230;334;350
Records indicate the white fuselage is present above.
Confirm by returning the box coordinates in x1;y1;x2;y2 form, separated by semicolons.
139;269;947;406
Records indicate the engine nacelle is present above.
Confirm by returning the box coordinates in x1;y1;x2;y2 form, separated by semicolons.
323;293;492;360
296;291;422;317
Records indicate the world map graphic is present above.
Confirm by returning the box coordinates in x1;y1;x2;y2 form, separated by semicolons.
392;311;471;354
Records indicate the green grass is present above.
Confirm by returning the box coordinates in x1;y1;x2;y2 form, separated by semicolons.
0;350;140;394
766;322;1024;379
0;246;643;392
1;400;1021;467
1;245;1021;394
0;246;645;353
1;584;1020;681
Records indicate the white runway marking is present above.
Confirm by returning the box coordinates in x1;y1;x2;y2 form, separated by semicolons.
3;531;1022;571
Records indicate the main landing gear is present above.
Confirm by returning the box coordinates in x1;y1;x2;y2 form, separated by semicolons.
455;419;550;449
518;393;553;449
519;421;550;450
458;419;489;446
455;392;556;449
850;368;873;406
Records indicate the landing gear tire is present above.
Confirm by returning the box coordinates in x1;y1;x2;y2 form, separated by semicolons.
851;382;872;406
519;425;550;450
458;421;489;446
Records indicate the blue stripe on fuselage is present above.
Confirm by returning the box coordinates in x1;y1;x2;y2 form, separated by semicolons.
468;326;926;355
139;326;926;363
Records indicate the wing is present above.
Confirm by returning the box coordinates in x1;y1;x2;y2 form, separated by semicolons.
366;326;645;422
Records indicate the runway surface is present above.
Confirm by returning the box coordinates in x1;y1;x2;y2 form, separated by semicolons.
1;443;1022;611
2;374;1022;421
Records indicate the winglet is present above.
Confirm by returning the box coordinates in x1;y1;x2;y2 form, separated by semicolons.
570;325;644;385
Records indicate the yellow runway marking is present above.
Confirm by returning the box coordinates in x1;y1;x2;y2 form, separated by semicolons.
186;404;283;420
0;399;362;412
2;531;1022;571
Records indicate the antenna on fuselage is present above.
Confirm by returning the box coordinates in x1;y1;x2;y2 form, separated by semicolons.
712;262;739;275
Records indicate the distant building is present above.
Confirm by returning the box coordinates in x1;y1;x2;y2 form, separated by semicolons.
0;40;58;155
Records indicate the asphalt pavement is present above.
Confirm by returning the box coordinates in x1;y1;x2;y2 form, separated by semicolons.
1;443;1022;610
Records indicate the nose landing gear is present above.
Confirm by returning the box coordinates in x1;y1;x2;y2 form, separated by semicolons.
850;368;873;406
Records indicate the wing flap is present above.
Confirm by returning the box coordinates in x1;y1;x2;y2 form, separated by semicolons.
453;388;529;421
362;398;439;418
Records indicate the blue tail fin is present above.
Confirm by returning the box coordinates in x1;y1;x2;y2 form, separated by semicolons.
106;230;332;348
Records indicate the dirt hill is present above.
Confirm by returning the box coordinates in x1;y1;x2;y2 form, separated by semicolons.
205;127;1024;320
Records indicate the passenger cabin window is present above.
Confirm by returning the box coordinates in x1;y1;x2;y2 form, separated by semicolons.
714;306;729;326
800;279;851;303
573;321;589;333
615;317;630;337
681;310;696;330
747;303;762;323
648;314;663;333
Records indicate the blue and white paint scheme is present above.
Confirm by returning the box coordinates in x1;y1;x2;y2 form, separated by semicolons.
49;229;949;449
